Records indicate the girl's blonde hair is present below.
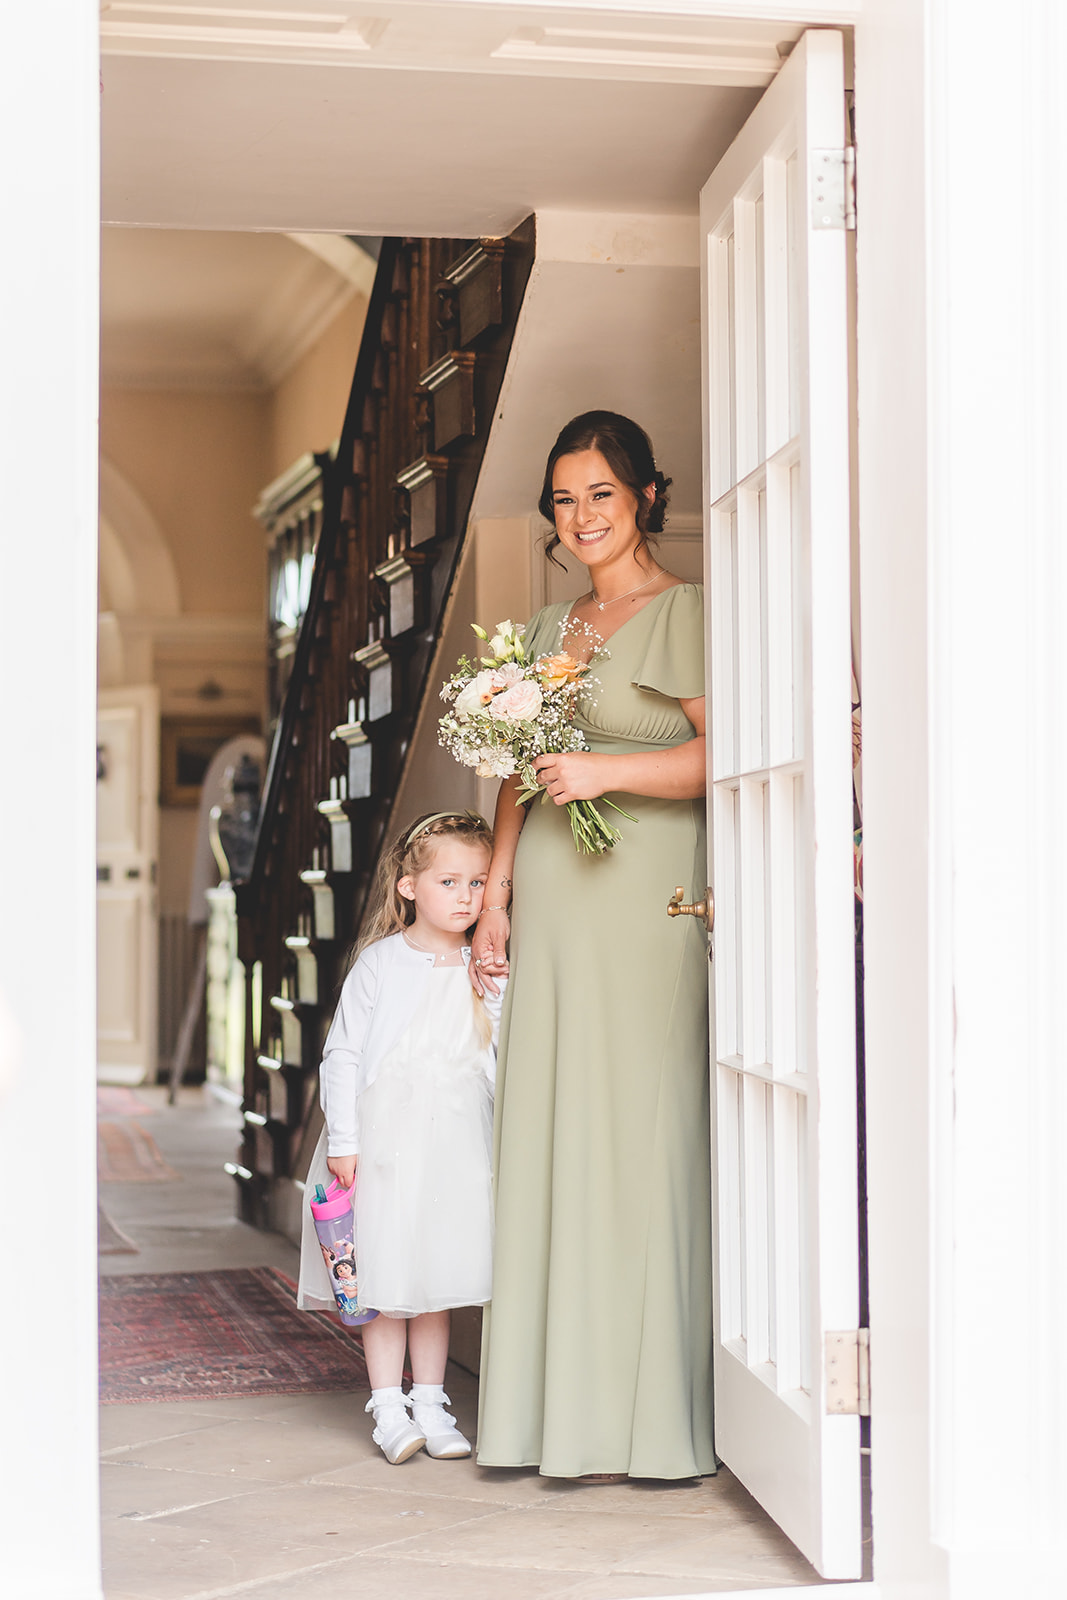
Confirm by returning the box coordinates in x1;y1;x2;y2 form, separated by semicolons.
353;810;496;1044
355;809;494;955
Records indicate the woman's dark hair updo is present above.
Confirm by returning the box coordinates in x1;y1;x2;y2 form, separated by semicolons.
538;411;672;568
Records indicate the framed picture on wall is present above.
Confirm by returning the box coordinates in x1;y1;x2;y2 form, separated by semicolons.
160;717;262;807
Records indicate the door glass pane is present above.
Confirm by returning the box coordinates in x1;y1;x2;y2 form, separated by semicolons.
763;778;773;1065
727;231;737;487
714;782;740;1060
786;151;801;437
759;485;770;768
718;1063;744;1346
790;460;803;756
797;1091;811;1393
755;192;766;462
793;772;808;1077
734;783;744;1057
766;1083;777;1367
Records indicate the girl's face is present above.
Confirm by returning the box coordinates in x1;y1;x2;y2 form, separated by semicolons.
550;448;652;570
398;840;490;939
335;1260;355;1280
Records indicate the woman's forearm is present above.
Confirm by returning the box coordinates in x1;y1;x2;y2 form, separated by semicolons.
592;737;707;800
484;774;525;906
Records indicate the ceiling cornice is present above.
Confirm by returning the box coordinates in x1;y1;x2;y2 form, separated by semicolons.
98;1;813;87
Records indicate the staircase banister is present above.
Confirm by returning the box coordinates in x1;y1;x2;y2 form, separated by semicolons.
242;239;404;909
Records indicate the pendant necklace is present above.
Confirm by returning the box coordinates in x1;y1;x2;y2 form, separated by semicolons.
403;930;456;965
592;566;662;611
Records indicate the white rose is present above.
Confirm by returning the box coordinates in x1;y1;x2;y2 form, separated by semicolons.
454;668;502;717
493;680;544;723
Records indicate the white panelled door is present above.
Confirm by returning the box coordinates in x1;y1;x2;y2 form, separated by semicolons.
97;686;160;1085
699;29;860;1579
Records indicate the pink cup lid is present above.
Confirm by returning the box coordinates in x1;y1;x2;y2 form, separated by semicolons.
310;1177;355;1220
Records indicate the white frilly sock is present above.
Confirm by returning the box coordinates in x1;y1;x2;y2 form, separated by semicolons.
408;1383;471;1459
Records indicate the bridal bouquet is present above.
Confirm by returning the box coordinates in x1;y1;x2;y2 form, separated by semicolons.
438;619;633;854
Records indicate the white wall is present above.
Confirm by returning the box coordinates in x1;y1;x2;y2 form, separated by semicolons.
859;3;1067;1597
0;3;102;1596
922;2;1067;1593
854;3;942;1595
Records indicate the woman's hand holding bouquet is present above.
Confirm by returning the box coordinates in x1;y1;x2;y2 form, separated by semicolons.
438;620;634;854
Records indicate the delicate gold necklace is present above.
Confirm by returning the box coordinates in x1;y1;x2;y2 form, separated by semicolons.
592;566;662;611
403;930;460;964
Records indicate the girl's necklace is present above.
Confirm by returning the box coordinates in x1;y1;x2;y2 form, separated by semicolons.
592;566;662;611
403;930;458;965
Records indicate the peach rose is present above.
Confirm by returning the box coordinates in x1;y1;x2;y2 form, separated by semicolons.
492;680;544;723
535;652;582;691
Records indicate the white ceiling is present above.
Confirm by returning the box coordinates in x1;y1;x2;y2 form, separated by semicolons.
99;2;816;234
100;228;374;390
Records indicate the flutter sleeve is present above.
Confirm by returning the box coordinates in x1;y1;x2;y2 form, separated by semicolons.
319;945;379;1157
631;583;706;701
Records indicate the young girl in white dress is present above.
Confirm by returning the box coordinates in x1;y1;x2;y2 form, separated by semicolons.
297;811;505;1465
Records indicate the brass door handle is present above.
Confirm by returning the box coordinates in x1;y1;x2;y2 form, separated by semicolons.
667;885;715;934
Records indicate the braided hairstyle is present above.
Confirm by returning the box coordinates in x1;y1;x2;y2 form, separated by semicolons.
537;411;672;570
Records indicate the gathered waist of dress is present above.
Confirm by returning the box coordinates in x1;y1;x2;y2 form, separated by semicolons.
579;726;696;755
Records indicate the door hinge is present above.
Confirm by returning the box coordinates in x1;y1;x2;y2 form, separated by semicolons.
825;1328;870;1415
811;147;856;231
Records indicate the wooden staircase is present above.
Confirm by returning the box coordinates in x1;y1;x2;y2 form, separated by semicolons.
232;223;535;1233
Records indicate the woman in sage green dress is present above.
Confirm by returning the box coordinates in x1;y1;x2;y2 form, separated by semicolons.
471;412;715;1480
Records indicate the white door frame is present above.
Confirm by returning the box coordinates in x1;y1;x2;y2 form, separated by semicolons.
4;4;1067;1599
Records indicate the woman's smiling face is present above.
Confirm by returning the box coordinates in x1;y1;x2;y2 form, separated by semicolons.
550;449;649;569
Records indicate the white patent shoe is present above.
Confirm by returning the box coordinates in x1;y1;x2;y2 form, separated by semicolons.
408;1385;472;1459
365;1389;427;1464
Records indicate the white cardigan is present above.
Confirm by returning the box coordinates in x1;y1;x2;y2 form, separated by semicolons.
319;930;507;1157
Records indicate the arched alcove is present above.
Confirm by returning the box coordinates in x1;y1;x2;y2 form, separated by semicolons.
98;455;182;617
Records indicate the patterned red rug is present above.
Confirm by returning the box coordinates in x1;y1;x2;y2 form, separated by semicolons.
98;1120;179;1183
99;1267;370;1405
97;1086;153;1117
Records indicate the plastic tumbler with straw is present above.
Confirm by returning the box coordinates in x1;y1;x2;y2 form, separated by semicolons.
309;1178;378;1327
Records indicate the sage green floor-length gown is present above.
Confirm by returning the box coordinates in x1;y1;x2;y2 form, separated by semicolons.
477;583;716;1480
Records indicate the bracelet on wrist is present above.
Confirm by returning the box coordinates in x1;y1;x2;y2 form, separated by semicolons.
478;905;510;917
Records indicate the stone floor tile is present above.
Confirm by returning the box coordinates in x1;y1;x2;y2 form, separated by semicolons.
625;1520;818;1585
100;1462;262;1522
104;1414;378;1483
222;1552;596;1600
140;1480;501;1559
310;1449;526;1505
559;1574;763;1599
100;1517;330;1600
168;1390;369;1427
314;1456;723;1518
100;1405;238;1454
374;1505;711;1576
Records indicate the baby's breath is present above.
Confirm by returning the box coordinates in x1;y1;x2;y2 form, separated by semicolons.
437;619;634;854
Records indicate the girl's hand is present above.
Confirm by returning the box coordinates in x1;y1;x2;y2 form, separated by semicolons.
326;1155;357;1190
533;751;609;805
470;908;510;997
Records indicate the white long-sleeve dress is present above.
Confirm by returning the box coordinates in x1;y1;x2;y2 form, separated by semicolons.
298;933;505;1318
